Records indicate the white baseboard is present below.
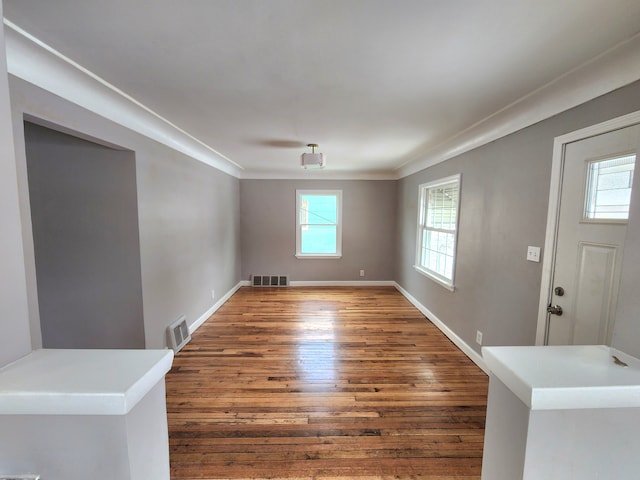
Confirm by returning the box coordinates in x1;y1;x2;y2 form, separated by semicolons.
188;281;245;334
393;282;489;374
243;279;395;287
289;280;396;287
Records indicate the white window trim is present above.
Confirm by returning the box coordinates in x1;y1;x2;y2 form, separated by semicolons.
295;189;343;259
414;174;461;291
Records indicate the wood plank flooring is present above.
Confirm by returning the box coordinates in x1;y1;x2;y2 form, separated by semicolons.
166;286;488;479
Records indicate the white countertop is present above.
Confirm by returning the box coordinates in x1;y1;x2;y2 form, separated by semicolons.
482;345;640;410
0;348;174;415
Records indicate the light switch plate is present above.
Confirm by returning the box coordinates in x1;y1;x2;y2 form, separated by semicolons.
527;246;541;262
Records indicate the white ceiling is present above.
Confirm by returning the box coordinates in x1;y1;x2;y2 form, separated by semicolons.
3;0;640;178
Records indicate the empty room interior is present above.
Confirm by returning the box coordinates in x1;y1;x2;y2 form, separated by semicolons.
2;1;640;479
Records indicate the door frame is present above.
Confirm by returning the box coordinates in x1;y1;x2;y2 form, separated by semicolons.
535;109;640;345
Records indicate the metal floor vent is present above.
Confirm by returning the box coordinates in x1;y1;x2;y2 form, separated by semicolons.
252;274;289;287
167;315;191;352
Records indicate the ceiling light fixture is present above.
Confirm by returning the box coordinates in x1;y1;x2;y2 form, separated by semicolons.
300;143;326;169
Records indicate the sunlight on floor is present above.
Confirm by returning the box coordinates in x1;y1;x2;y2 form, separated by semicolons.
296;308;338;383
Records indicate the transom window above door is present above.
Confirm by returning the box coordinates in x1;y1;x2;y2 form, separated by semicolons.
584;153;636;222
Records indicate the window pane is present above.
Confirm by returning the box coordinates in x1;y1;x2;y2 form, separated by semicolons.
585;154;635;220
444;255;453;280
301;195;337;224
426;182;458;229
301;225;337;254
420;229;455;279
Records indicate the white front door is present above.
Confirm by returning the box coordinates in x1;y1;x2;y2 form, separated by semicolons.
546;124;639;345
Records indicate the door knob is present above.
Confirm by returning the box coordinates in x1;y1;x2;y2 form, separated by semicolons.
547;305;563;316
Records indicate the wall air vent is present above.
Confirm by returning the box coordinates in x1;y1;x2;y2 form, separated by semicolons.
167;315;191;352
251;275;289;287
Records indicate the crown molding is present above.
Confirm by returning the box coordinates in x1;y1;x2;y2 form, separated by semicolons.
396;33;640;179
240;169;397;180
3;19;243;178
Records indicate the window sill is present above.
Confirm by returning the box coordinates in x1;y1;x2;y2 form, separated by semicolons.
413;265;455;292
296;254;342;259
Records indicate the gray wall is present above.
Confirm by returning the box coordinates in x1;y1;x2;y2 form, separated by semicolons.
240;179;396;281
10;77;241;349
24;122;145;349
396;79;640;355
0;8;31;367
135;135;241;348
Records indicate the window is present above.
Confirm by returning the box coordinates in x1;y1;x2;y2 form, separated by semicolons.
414;174;461;290
296;190;342;258
584;154;636;222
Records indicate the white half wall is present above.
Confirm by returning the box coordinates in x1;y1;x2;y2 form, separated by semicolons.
0;3;31;367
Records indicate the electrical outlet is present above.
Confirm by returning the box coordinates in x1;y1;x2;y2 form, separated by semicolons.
476;330;483;345
359;269;365;277
211;290;215;300
527;246;541;262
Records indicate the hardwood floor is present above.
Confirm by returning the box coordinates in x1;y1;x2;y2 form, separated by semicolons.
166;286;488;479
